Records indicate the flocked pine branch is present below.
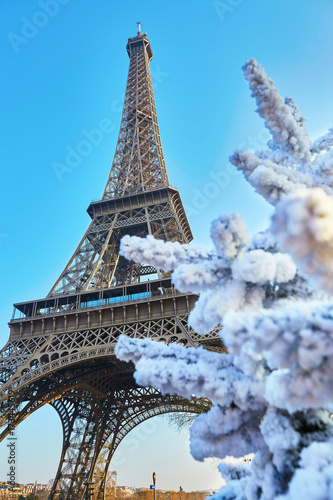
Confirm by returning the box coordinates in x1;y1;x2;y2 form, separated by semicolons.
116;58;333;499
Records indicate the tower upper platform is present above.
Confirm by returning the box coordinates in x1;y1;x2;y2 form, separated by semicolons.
126;32;153;61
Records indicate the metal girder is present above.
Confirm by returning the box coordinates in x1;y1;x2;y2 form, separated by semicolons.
1;313;222;407
48;197;190;297
0;356;212;499
0;29;225;500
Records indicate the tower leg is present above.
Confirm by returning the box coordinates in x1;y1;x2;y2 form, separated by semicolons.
50;396;103;500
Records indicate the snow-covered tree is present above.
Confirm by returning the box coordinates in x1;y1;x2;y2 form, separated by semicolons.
115;58;333;499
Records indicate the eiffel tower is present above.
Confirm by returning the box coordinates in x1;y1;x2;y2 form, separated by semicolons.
0;25;222;499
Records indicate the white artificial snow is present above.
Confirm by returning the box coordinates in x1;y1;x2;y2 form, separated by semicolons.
230;150;314;205
272;188;333;292
242;59;311;163
310;127;333;153
116;59;333;499
210;213;251;259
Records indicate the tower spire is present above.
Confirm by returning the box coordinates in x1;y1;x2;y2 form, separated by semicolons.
137;21;141;35
102;30;168;199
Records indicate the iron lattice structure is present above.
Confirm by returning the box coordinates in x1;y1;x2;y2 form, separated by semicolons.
0;27;223;500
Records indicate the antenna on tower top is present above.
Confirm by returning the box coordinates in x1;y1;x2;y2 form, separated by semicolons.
136;21;142;35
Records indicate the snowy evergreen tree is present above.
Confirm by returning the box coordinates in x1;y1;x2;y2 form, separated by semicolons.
115;59;333;499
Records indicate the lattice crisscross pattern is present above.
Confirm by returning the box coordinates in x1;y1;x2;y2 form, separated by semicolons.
0;29;224;500
103;33;169;198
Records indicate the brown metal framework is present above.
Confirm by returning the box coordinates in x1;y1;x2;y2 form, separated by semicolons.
102;31;169;198
0;27;223;500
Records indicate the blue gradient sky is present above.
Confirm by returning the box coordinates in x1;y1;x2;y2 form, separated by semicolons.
1;0;333;490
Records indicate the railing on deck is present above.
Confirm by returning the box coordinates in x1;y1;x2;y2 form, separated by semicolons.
11;283;179;322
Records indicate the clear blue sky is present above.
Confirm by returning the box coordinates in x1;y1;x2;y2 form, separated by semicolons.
1;0;333;490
